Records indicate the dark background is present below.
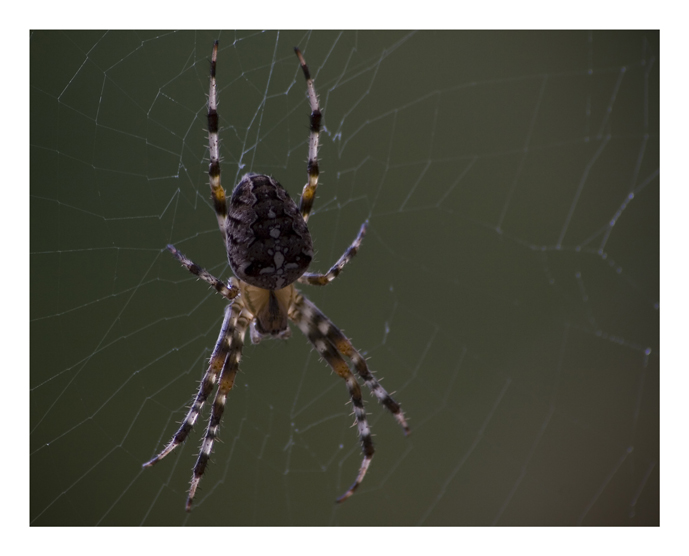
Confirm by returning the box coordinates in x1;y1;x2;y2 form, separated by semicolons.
30;30;659;525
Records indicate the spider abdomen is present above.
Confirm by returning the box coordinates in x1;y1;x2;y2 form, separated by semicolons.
227;173;313;290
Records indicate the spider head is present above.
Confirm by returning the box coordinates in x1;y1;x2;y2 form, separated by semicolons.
238;280;296;344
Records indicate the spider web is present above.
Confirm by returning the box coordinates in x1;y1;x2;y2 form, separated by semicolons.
30;30;659;526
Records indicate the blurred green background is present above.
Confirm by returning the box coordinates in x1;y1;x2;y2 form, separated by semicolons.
30;30;658;525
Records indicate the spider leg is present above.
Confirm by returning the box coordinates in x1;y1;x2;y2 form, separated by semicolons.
309;302;409;435
206;41;230;244
167;244;239;302
186;306;249;511
294;47;321;223
142;303;238;468
298;220;368;286
290;293;375;503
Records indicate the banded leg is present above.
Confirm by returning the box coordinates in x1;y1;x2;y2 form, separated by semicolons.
291;294;374;503
186;307;249;511
207;41;230;242
143;304;238;468
298;220;368;286
167;244;239;302
294;47;321;223
294;294;409;434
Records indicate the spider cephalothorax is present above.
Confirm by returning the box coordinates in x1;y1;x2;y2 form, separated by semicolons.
143;41;409;511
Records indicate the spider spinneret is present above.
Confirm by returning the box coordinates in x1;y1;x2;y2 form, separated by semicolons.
143;40;409;511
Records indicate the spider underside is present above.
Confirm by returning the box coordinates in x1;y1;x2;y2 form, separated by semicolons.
143;41;409;511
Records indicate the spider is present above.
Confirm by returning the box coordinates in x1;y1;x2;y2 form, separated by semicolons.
143;41;409;511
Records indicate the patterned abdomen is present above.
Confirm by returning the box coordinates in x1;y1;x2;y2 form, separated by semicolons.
228;173;313;290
